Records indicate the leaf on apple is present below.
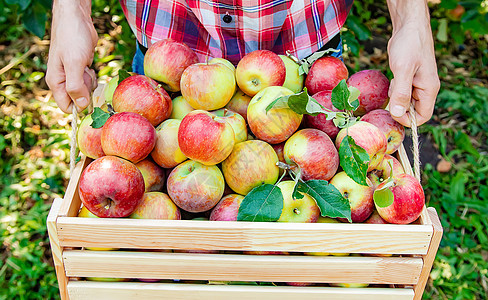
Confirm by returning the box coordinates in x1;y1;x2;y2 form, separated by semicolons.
293;180;351;222
90;107;111;129
339;135;369;186
347;86;360;110
373;182;394;208
298;48;341;75
117;69;131;85
237;184;284;222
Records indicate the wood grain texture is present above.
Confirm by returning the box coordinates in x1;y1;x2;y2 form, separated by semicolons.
67;281;415;300
57;217;432;254
47;198;70;300
413;208;443;300
63;250;423;284
59;155;91;218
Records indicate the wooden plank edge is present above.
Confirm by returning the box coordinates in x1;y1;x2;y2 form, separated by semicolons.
412;207;443;300
59;155;90;218
63;250;423;285
67;281;415;300
47;197;70;300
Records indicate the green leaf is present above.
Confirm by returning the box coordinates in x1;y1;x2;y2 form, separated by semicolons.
21;2;47;38
437;18;449;43
346;15;372;41
298;48;340;75
373;184;394;208
331;80;355;111
347;86;360;110
6;0;31;10
339;135;369;186
90;107;111;129
118;69;131;85
237;184;284;222
0;135;6;152
293;180;351;222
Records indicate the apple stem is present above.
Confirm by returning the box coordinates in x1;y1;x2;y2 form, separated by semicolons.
286;50;301;65
107;103;116;116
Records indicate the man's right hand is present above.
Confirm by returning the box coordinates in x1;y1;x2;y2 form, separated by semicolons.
46;0;98;114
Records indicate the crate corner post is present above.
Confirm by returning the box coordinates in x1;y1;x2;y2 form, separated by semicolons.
47;197;70;300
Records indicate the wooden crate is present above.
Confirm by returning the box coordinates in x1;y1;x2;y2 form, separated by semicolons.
47;140;442;300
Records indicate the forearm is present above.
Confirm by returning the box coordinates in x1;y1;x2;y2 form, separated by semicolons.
386;0;431;34
52;0;92;21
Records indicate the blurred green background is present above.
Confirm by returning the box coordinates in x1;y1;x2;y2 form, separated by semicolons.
0;0;487;299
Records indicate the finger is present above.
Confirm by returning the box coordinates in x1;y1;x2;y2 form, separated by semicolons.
411;86;437;126
46;58;75;114
388;70;415;123
52;82;75;114
64;59;91;111
84;67;98;91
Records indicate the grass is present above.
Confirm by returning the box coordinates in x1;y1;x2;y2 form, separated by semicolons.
0;1;487;299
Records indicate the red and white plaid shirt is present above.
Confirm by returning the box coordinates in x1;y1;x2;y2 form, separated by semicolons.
120;0;352;64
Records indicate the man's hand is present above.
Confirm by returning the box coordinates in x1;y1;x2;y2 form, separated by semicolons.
46;0;98;114
386;0;440;127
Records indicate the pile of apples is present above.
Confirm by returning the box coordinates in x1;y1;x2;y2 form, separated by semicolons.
77;38;425;226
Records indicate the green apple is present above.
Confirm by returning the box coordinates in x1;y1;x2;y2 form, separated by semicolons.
279;55;304;93
169;96;194;120
277;181;320;223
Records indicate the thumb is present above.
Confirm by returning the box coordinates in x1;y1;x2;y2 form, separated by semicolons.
388;72;414;119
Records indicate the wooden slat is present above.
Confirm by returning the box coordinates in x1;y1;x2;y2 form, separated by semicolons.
58;155;91;218
57;217;432;254
67;281;415;300
63;250;422;284
47;198;70;300
413;208;443;299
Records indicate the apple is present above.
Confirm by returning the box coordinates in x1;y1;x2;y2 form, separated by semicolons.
361;109;405;154
374;173;425;224
335;121;387;171
143;39;199;92
279;55;305;93
347;70;390;116
329;171;374;223
277;181;320;223
209;194;244;221
368;154;405;189
209;57;236;73
272;142;286;176
247;86;303;144
222;140;279;195
180;62;236;110
210;108;247;144
225;88;252;122
130;192;181;220
169;96;194;120
330;283;369;288
151;119;187;168
101;112;156;164
103;75;119;104
78;206;118;251
135;158;165;192
178;110;235;165
304;56;348;95
77;114;105;159
236;50;286;97
364;210;388;224
112;74;172;127
304;90;342;139
167;160;225;213
284;129;339;181
79;155;145;218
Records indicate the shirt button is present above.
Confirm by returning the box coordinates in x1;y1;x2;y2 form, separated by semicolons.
223;14;232;23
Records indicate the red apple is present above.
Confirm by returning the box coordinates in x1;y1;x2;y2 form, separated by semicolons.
335;121;387;171
130;192;181;220
247;86;303;144
222;140;279;195
169;96;194;120
151;119;187;168
112;74;172;126
225;88;252;122
304;56;348;95
101;112;156;163
77;114;105;159
364;210;388;224
167;160;225;213
284;129;339;181
135;158;165;192
330;171;374;223
178;110;235;165
236;50;286;97
143;39;199;92
374;174;425;224
277;181;320;223
279;54;305;93
368;154;405;189
209;194;244;221
210;108;247;144
181;62;236;111
347;70;390;116
79;156;145;218
304;90;342;139
361;109;405;154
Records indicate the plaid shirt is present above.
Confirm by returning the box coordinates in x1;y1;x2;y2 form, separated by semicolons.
120;0;352;64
